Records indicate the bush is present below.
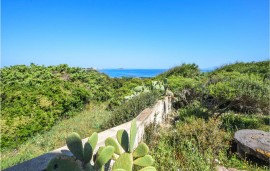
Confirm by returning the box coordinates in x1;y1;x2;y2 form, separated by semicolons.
203;71;270;115
176;100;209;120
212;60;270;79
221;113;267;132
147;117;230;170
107;77;150;109
0;64;114;149
175;117;230;158
157;63;200;78
103;91;160;128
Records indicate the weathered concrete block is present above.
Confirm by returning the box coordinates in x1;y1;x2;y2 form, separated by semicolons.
234;129;270;161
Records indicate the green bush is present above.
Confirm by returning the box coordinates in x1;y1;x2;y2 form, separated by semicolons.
221;113;267;132
103;92;160;128
108;77;151;109
157;63;200;78
0;64;114;150
167;76;203;108
203;71;270;115
147;117;230;171
212;60;270;79
177;101;209;120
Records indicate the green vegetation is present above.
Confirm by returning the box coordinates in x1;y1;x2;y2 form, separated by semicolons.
103;91;160;128
47;131;114;171
1;104;111;170
1;60;269;170
212;61;270;79
47;119;156;171
157;63;200;78
1;64;114;149
144;60;270;171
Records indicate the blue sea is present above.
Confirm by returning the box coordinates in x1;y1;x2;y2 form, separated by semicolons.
99;69;167;78
99;69;212;78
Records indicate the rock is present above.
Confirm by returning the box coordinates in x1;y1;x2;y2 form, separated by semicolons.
234;129;270;161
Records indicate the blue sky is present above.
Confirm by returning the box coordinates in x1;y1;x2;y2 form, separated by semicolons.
2;0;269;69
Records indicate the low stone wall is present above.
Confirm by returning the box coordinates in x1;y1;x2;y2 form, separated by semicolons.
4;96;172;171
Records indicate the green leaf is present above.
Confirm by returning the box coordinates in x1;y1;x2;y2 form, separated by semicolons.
116;130;129;152
94;146;115;170
66;132;84;161
133;143;149;158
112;153;133;171
129;119;137;152
105;137;122;155
134;155;154;167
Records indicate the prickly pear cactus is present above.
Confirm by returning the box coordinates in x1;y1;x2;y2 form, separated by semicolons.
47;120;156;171
47;132;114;171
107;119;156;171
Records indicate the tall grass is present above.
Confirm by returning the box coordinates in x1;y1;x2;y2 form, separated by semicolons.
1;104;111;170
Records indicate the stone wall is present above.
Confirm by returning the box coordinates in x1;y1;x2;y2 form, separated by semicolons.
4;96;172;171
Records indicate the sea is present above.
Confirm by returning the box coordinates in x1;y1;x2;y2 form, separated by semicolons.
99;69;212;78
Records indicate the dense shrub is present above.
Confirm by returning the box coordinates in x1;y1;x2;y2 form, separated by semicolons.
167;76;203;108
212;60;270;79
147;60;270;170
103;91;160;128
176;100;209;120
107;77;150;108
147;117;230;171
157;63;200;78
175;117;230;158
221;113;269;132
157;60;270;116
203;71;270;115
0;64;114;149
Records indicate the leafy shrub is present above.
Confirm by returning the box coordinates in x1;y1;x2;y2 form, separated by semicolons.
221;113;268;132
157;63;200;78
203;71;270;115
212;60;270;79
147;117;230;170
167;76;203;108
175;117;230;158
104;92;160;128
108;78;150;109
176;100;209;120
0;64;114;149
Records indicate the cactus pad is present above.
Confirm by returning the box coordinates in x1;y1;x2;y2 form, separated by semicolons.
66;132;84;161
129;119;137;152
117;129;129;152
105;137;122;155
133;143;149;158
134;155;154;167
112;153;133;171
94;146;115;170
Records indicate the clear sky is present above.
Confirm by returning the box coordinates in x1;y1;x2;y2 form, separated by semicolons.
2;0;269;69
